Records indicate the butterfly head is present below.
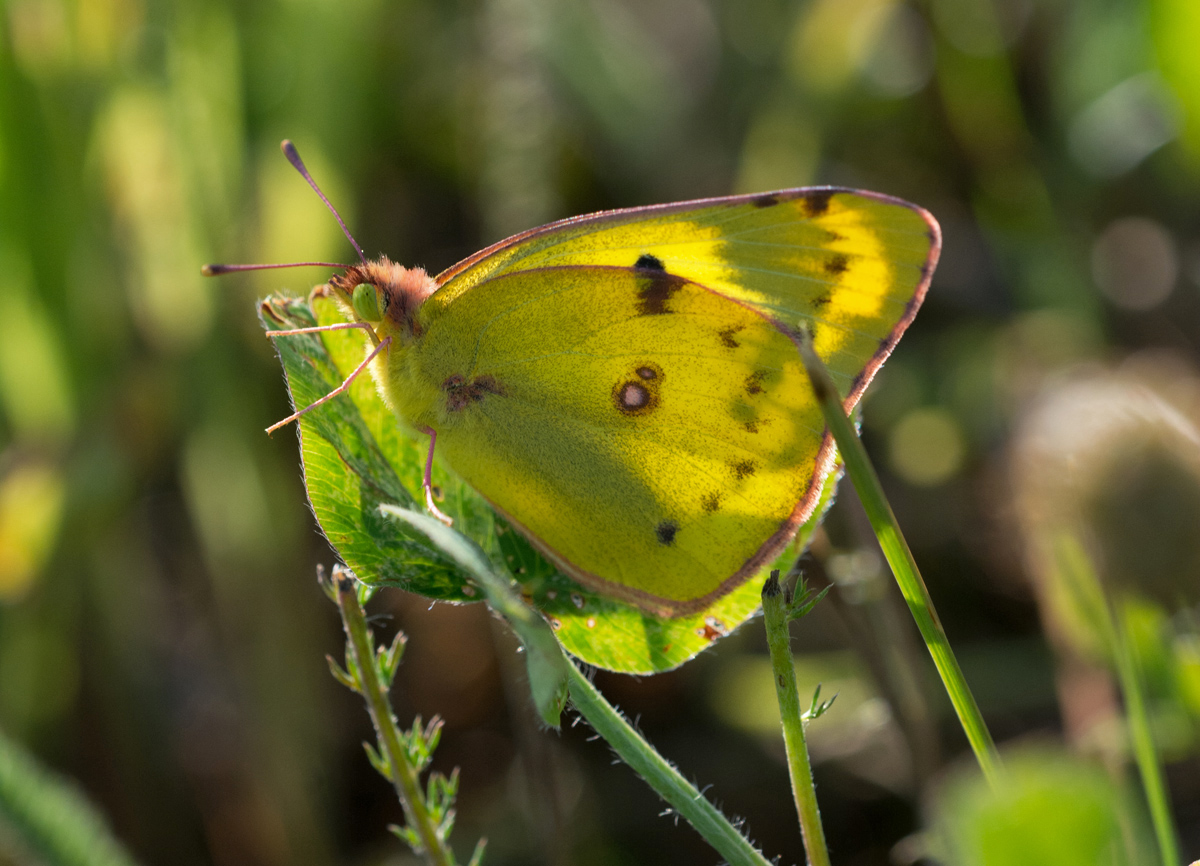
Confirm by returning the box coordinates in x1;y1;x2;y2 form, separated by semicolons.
330;257;438;343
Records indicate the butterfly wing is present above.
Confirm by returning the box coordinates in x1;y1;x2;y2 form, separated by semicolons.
430;187;940;406
409;188;939;615
407;265;823;616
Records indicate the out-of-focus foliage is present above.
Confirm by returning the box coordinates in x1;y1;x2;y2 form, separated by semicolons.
1;0;1199;863
930;747;1153;866
0;728;139;866
1012;365;1200;765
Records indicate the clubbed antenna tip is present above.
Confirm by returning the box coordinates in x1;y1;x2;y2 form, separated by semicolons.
281;139;367;265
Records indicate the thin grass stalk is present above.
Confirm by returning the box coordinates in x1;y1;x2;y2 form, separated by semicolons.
796;332;1000;783
1114;605;1181;866
1053;534;1181;866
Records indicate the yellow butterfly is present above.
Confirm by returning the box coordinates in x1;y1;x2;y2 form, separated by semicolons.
209;141;939;618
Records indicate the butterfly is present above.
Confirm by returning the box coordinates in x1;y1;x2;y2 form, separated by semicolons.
207;141;940;618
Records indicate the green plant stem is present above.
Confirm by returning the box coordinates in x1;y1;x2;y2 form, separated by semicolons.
565;666;773;866
797;333;1000;784
383;504;772;864
761;576;831;866
381;505;570;726
1113;604;1180;866
333;577;455;866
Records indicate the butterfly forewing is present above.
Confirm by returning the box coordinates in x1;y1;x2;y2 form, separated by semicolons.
407;266;826;615
431;188;939;404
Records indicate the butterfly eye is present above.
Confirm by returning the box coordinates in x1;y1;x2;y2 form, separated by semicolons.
351;283;381;322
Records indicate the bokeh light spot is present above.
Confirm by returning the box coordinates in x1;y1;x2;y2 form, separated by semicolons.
888;407;966;486
1091;217;1177;311
0;460;66;600
0;265;76;441
860;5;935;99
1069;73;1179;178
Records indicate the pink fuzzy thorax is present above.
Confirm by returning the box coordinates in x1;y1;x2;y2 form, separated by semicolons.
331;256;437;338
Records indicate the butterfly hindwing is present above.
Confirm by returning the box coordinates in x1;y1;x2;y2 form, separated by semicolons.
408;265;825;615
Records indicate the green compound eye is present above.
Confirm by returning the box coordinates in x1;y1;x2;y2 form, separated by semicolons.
352;283;381;322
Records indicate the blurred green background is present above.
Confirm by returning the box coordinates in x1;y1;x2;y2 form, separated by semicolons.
1;0;1199;863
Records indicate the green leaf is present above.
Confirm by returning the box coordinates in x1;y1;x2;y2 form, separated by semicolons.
466;838;488;866
388;823;422;853
377;630;407;688
263;294;836;673
325;653;358;692
381;505;570;727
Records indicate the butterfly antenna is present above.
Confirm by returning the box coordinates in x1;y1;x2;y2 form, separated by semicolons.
281;139;367;265
201;261;350;276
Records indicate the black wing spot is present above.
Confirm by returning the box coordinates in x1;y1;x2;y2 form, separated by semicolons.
733;460;757;480
634;253;665;271
801;189;835;218
812;293;831;311
718;326;742;349
702;493;721;513
751;193;780;208
824;254;849;276
656;520;678;545
636;269;682;315
744;370;768;396
743;420;758;434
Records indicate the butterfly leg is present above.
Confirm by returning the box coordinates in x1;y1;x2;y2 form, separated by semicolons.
418;426;453;527
266;320;380;346
265;335;391;435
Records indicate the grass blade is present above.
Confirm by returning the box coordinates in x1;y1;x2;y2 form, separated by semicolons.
796;330;1000;783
